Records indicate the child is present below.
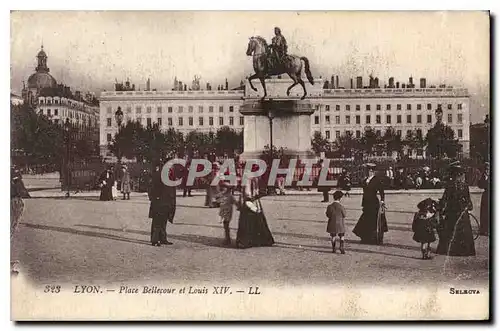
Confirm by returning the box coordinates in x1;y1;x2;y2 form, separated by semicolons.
216;182;237;246
326;191;347;254
412;198;439;259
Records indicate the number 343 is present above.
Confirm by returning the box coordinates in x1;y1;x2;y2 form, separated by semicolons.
44;285;61;293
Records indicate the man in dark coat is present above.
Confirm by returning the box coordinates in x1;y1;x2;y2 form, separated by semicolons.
148;162;177;246
478;162;490;236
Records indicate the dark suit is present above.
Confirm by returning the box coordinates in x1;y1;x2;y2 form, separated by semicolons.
353;175;388;244
148;169;176;244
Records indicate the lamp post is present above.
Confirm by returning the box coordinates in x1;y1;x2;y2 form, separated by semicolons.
267;108;276;195
114;107;124;164
64;118;71;198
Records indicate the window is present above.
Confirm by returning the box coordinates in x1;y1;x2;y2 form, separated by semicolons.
457;114;463;124
417;115;422;123
188;106;193;113
219;106;224;112
325;105;330;111
157;107;162;113
54;119;59;124
366;105;371;111
314;116;319;125
427;114;432;123
458;129;463;139
146;106;152;113
396;130;402;137
356;105;360;111
178;106;183;113
356;130;361;138
209;117;214;126
168;117;173;126
209;106;214;113
376;130;381;137
335;116;340;124
199;117;204;126
325;130;330;140
199;106;203;113
168;107;173;113
345;116;350;124
229;106;234;112
188;117;193;126
356;115;361;124
458;103;463;110
397;115;402;124
376;104;381;111
138;117;143;124
106;118;112;127
407;104;412;110
157;118;162;126
427;103;432;110
219;117;224;126
376;115;381;124
239;116;244;125
147;118;152;127
346;130;351;136
336;105;340;111
448;104;452;110
407;115;412;124
397;104;402;110
127;107;132;113
40;100;44;104
417;104;422;110
366;115;371;124
346;105;351;111
136;106;142;114
107;133;112;142
386;115;391;124
47;109;51;116
447;114;453;123
336;131;341;138
55;100;59;104
178;117;183;126
386;104;391;111
325;115;330;124
47;100;52;105
107;107;112;114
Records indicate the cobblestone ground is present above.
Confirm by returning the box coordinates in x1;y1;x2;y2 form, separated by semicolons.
11;192;489;288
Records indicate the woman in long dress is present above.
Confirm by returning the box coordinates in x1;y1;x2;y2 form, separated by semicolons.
236;177;274;249
478;162;490;236
436;163;475;256
99;166;114;201
352;163;388;245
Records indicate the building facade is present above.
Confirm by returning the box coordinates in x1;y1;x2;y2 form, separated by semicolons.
99;80;471;159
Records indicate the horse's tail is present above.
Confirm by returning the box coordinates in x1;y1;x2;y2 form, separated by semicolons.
300;57;314;85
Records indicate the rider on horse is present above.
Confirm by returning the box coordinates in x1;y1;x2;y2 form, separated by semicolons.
270;27;288;71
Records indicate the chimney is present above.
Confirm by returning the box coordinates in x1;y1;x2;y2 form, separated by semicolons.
356;76;363;89
184;84;187;91
132;84;135;91
206;82;210;90
225;78;228;90
323;81;330;89
388;77;395;88
146;78;151;91
374;78;379;88
336;76;339;89
409;76;414;87
396;82;400;88
420;78;426;88
402;83;406;89
350;78;353;89
331;75;335;89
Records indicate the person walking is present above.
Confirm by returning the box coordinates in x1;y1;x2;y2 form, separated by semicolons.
99;166;115;201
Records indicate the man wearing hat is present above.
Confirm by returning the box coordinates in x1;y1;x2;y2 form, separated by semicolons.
353;163;388;244
478;161;490;236
120;164;131;200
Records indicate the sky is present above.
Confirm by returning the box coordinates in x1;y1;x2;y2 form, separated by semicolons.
10;11;490;123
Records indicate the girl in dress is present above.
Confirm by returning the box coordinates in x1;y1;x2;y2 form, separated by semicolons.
412;198;439;259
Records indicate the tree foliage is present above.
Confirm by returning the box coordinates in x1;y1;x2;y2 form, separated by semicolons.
425;122;459;159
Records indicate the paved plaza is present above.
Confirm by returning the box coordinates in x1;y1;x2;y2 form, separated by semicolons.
11;189;489;288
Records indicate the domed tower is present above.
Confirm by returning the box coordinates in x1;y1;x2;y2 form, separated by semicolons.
24;45;58;105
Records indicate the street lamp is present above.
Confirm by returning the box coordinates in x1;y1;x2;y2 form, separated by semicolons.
114;107;124;163
64;118;71;198
267;108;276;195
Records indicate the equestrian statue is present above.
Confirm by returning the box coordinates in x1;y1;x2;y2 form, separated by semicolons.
246;27;314;100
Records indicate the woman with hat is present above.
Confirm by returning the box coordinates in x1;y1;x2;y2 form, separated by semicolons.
353;163;388;245
120;164;131;200
478;161;490;236
436;162;475;256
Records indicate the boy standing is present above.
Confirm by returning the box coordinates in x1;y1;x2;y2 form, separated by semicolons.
326;191;347;254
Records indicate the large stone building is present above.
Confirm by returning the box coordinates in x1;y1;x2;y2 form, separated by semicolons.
99;77;471;160
21;46;100;143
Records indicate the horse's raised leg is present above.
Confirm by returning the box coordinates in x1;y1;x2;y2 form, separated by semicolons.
259;76;267;100
286;73;298;96
248;74;259;92
298;77;307;100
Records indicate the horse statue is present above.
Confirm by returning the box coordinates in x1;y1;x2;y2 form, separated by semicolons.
246;36;314;100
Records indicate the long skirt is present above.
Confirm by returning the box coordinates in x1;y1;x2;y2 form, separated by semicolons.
99;185;113;201
436;210;475;256
353;204;388;244
479;190;490;235
236;205;274;249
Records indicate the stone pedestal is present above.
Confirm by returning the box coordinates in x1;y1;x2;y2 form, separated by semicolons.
239;79;323;160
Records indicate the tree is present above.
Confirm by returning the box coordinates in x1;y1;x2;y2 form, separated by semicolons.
109;120;143;161
426;122;459;159
333;131;356;158
358;127;378;156
383;127;403;158
311;131;332;155
470;119;490;161
215;126;243;157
